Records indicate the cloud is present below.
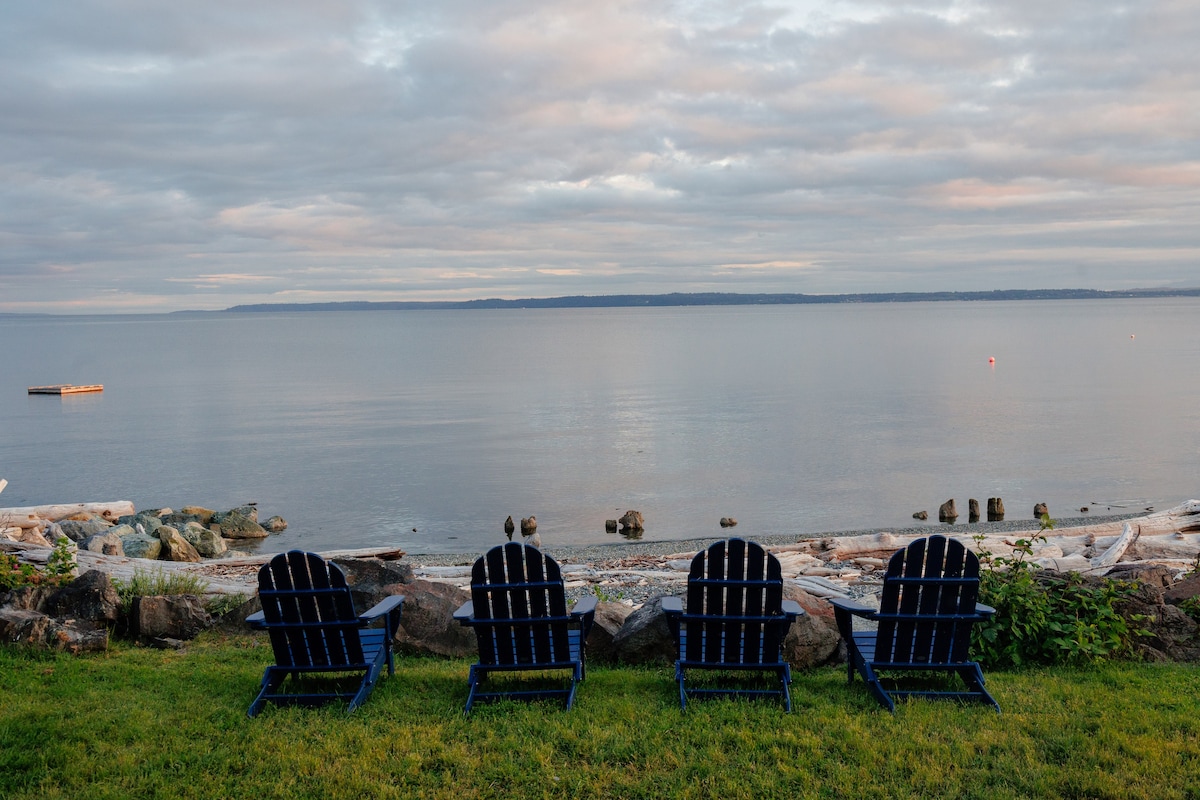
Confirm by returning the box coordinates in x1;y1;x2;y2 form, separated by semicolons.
1;0;1198;312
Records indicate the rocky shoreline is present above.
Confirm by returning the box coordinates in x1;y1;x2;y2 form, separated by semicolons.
408;513;1147;604
6;501;1200;667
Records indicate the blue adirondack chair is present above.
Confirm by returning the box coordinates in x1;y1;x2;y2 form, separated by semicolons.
662;538;804;710
453;541;597;713
829;535;1000;712
245;550;404;717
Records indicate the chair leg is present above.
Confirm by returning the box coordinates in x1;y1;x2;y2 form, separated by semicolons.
676;663;688;711
564;669;580;710
779;668;792;713
348;659;384;714
861;663;895;712
247;668;287;718
463;665;483;715
959;665;1001;713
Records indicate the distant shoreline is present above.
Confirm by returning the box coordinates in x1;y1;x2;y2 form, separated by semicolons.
224;288;1200;313
4;289;1199;318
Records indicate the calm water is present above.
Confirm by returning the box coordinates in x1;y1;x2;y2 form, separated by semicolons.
2;300;1198;554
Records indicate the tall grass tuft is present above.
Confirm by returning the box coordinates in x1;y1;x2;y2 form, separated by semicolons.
112;568;211;612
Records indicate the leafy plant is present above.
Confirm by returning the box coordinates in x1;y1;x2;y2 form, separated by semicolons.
44;537;77;580
592;585;625;603
205;592;249;618
1178;595;1200;623
972;514;1147;667
0;537;76;590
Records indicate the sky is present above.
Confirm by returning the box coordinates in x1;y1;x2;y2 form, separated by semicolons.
2;0;1198;313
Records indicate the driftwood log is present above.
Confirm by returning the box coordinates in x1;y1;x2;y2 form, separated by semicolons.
0;501;135;530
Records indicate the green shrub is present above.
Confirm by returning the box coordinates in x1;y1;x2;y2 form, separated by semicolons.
971;516;1148;668
205;592;249;618
1178;595;1200;623
0;537;75;590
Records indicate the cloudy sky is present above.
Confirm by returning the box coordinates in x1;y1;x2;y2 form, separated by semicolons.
2;1;1197;313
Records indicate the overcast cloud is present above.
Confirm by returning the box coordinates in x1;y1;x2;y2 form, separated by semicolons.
2;0;1197;312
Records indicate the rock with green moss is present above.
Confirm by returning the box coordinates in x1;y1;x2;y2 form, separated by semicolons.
181;521;228;557
211;510;268;539
120;530;162;560
157;526;202;563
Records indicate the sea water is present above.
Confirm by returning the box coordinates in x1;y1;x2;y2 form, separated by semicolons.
1;299;1198;554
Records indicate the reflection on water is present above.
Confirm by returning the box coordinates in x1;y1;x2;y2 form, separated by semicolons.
1;299;1198;554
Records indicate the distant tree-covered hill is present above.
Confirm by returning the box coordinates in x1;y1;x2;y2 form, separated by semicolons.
225;288;1200;313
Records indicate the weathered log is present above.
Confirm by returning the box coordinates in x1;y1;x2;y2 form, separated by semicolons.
1034;554;1094;572
1;515;45;530
0;501;135;523
1124;533;1200;562
198;546;407;567
1090;522;1138;569
820;532;906;560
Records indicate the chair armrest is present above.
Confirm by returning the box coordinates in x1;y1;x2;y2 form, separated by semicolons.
780;599;806;619
245;609;265;629
453;600;474;624
360;594;405;623
976;602;997;617
827;597;877;619
661;596;683;617
570;594;598;619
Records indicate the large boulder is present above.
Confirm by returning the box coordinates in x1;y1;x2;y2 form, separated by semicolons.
782;585;843;667
585;601;633;664
391;580;475;657
120;530;162;560
179;506;216;524
1164;574;1200;605
80;531;125;556
211;511;268;540
619;510;645;533
132;595;212;641
262;516;288;533
212;506;258;527
157;526;203;563
160;511;204;529
56;517;113;543
331;557;414;611
1107;564;1175;588
42;570;121;625
181;521;228;558
0;608;108;653
611;594;676;665
117;513;163;536
0;607;52;644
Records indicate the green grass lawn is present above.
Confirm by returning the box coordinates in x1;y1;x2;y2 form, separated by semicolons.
2;634;1199;799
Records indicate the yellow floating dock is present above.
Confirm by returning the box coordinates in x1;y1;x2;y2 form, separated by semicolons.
28;384;104;395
